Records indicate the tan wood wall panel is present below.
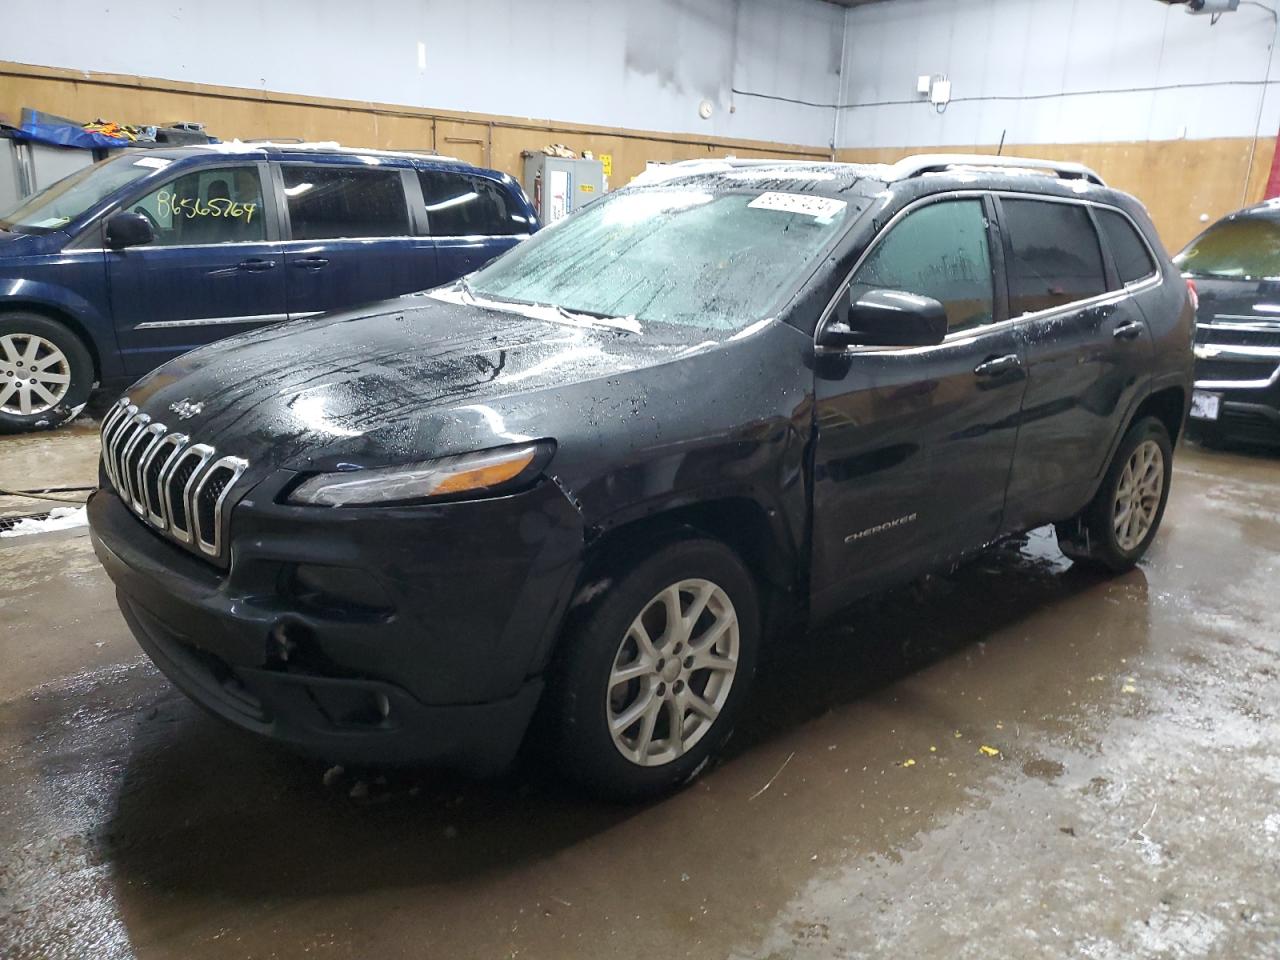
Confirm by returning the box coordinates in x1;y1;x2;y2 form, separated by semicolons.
838;138;1278;251
6;61;1270;249
0;61;829;195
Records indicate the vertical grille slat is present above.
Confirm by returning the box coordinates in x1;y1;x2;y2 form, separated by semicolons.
143;433;186;527
113;414;151;505
99;397;247;564
127;423;167;515
192;457;248;556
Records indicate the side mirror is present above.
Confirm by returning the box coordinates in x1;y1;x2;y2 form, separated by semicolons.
105;211;155;249
818;289;948;349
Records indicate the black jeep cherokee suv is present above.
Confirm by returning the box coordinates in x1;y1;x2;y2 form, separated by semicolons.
88;155;1194;799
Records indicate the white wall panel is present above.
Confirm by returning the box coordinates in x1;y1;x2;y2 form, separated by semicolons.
0;0;844;147
840;0;1280;148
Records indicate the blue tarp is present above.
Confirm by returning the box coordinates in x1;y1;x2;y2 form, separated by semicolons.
10;108;136;150
11;120;132;150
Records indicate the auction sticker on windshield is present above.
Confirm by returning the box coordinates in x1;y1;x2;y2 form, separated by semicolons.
748;192;847;223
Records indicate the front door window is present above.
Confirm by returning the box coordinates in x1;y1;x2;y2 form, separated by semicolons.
851;199;995;334
127;167;266;246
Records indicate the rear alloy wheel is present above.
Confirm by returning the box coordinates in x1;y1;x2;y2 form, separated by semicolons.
551;538;759;801
1055;416;1173;573
0;313;94;433
1111;440;1165;552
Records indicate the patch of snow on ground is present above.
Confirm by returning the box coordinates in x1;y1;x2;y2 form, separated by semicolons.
0;506;88;538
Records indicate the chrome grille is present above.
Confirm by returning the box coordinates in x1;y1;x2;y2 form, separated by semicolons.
100;397;249;561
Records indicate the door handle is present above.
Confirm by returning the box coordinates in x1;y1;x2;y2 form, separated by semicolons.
974;353;1022;377
237;258;277;272
292;257;329;269
1113;319;1145;341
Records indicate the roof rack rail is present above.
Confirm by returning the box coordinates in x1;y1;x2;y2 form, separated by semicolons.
888;153;1105;186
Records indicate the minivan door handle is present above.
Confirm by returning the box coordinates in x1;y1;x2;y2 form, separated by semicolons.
292;257;329;269
237;258;277;272
1113;319;1145;341
974;353;1023;377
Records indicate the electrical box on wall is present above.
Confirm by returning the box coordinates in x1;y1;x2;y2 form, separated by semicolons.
1183;0;1240;13
930;79;952;106
522;155;605;224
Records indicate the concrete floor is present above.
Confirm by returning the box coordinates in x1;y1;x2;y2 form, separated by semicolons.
1;432;1277;960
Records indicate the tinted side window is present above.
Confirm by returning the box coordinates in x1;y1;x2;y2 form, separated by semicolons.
1098;209;1157;284
418;171;528;237
282;166;409;240
1003;199;1106;315
1175;217;1280;281
851;199;994;333
128;166;265;246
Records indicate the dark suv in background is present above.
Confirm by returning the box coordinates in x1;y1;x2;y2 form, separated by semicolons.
88;155;1193;799
1176;201;1280;447
0;143;537;432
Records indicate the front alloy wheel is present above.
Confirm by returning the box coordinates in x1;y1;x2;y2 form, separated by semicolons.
0;333;72;416
0;312;95;433
550;537;759;801
607;579;740;767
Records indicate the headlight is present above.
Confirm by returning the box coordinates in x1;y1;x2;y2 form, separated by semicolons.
287;442;553;507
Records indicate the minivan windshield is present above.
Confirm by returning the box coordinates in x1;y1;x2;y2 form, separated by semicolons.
1174;216;1280;281
0;154;165;234
466;186;858;331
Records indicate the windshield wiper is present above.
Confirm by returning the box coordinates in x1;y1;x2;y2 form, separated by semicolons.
552;304;641;334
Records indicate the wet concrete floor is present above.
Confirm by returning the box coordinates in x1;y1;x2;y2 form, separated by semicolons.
1;439;1277;959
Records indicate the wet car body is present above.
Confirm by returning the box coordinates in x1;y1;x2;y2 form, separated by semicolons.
87;157;1194;781
1176;201;1280;446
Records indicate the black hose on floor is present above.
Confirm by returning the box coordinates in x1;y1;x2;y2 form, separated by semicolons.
0;485;95;504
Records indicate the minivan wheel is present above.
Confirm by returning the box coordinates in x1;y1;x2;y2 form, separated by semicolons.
0;312;94;433
1055;416;1174;573
550;538;760;801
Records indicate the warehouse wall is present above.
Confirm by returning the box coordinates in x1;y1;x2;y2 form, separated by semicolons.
0;60;833;190
837;0;1280;248
1;0;844;149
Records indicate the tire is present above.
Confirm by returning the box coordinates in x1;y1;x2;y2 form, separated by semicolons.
549;537;760;801
1055;416;1174;573
0;312;95;433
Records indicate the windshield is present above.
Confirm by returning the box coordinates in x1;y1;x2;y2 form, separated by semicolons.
1175;217;1280;281
0;154;168;234
467;186;857;331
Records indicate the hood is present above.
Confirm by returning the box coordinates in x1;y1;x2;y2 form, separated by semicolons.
0;226;50;256
126;293;699;473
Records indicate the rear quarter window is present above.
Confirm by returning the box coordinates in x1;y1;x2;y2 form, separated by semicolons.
418;170;530;237
1097;209;1157;284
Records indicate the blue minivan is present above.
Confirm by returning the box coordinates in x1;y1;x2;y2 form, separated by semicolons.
0;143;538;431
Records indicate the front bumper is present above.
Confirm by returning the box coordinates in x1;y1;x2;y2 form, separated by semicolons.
1190;326;1280;445
89;477;584;772
1190;355;1280;446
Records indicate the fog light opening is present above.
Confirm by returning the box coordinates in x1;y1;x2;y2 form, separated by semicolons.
268;623;295;663
267;619;314;665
